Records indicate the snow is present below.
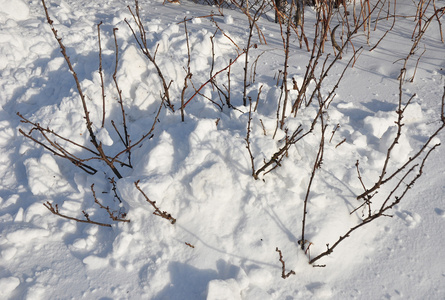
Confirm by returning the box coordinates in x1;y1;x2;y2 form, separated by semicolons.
0;277;21;298
1;0;445;299
0;0;29;21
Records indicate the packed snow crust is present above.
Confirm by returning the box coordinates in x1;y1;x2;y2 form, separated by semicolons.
1;0;445;299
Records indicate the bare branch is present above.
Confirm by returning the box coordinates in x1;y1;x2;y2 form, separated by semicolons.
276;247;296;279
44;202;112;227
134;180;176;224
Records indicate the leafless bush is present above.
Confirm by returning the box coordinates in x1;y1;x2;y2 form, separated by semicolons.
19;0;169;226
240;0;445;268
19;0;445;275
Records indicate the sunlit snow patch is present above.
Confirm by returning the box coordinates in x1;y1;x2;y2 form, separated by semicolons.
0;277;20;298
0;0;29;21
24;153;74;195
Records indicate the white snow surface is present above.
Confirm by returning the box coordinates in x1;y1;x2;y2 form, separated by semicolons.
1;0;445;299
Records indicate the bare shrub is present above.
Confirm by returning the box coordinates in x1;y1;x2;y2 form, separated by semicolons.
19;0;444;276
19;0;169;226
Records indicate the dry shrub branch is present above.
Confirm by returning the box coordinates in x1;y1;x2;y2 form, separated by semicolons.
43;184;130;227
125;0;175;111
19;0;168;226
135;180;177;224
276;247;296;279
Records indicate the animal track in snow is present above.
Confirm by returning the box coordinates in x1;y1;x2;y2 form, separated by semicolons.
396;210;421;228
434;208;445;218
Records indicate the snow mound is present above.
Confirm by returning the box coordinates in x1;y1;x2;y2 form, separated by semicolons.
0;277;20;298
24;153;75;196
0;0;29;21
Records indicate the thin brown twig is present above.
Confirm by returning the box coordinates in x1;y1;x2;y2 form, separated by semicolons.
112;28;131;166
181;17;192;122
111;96;165;163
301;118;327;250
134;180;176;224
279;1;295;129
230;0;267;45
109;177;122;203
97;22;106;128
44;201;112;227
329;123;340;142
91;184;130;223
210;15;241;52
276;247;295;279
185;242;195;248
245;98;257;178
181;51;245;109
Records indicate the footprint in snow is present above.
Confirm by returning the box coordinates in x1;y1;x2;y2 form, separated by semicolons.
395;210;421;228
434;208;445;217
305;282;332;298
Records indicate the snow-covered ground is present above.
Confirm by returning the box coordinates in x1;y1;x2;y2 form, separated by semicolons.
1;0;444;299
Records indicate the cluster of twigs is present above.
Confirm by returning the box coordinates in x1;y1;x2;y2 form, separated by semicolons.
125;0;174;112
245;0;368;181
44;184;130;227
44;201;113;227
